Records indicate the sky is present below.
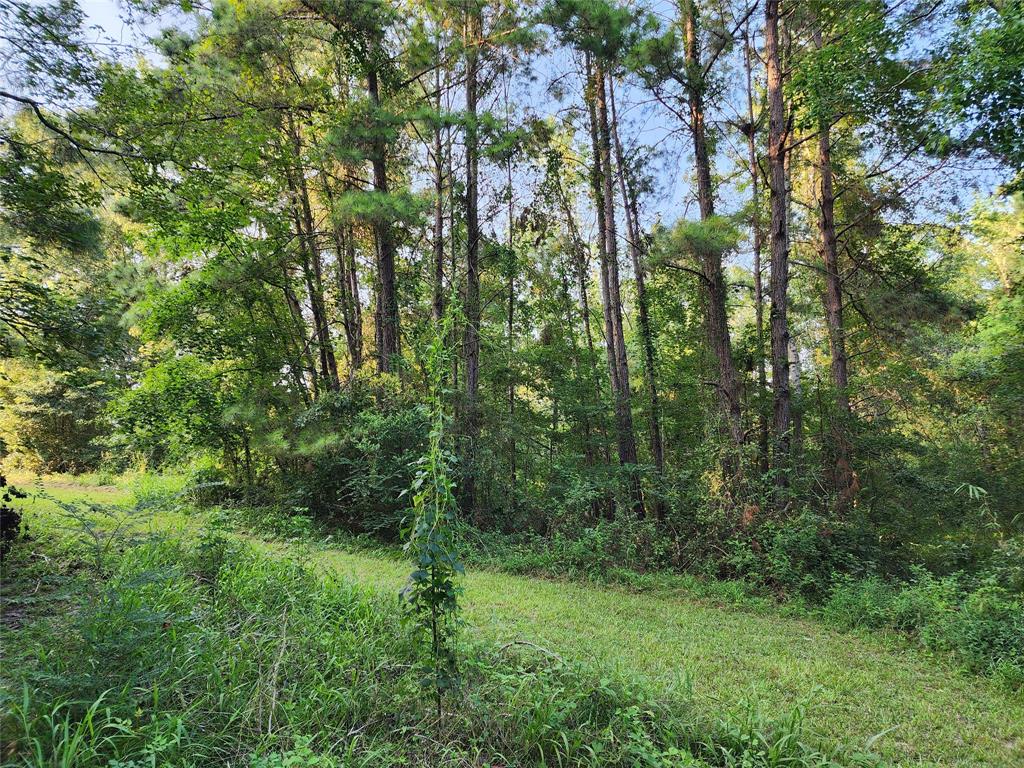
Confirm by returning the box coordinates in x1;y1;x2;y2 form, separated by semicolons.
78;0;171;51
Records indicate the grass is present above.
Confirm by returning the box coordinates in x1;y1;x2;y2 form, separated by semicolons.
6;476;1024;767
2;521;878;768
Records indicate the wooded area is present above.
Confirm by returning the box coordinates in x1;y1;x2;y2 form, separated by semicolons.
1;0;1022;764
4;0;1022;574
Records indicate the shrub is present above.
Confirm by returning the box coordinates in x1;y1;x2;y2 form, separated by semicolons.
182;459;233;506
932;581;1024;686
284;389;428;537
724;511;877;600
822;568;1023;688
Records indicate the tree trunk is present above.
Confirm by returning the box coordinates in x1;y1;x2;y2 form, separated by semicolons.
506;155;517;516
284;121;340;392
788;333;803;460
744;29;770;477
815;78;854;508
608;74;665;520
556;175;612;469
682;1;744;478
283;279;319;401
462;5;482;517
338;225;363;373
448;126;460;390
367;66;399;374
557;257;594;462
318;167;363;376
765;0;792;489
587;54;643;518
432;71;446;324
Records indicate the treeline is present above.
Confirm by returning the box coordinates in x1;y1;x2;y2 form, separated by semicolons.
1;0;1022;584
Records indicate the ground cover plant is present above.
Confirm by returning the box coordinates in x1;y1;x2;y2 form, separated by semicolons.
2;495;894;768
4;483;1024;766
189;490;1024;694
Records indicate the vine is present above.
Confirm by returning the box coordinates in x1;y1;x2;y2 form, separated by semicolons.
401;302;464;715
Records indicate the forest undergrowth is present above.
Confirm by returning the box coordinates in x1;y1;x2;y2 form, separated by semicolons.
1;492;887;768
3;479;1023;767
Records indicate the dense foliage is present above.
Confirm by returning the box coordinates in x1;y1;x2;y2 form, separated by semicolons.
1;0;1022;697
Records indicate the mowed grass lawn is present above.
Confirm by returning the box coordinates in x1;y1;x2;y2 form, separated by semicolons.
9;478;1024;767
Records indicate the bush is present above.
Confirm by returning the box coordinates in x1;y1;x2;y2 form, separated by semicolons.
724;511;877;600
182;459;233;506
934;582;1024;687
284;389;428;538
822;569;1023;688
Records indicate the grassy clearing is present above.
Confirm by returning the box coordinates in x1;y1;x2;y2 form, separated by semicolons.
5;478;1024;767
314;547;1024;767
4;495;877;768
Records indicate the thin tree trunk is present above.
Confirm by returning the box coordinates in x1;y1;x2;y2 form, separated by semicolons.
367;65;399;374
448;125;460;390
506;154;517;516
765;0;792;490
608;75;665;520
556;175;612;468
462;4;482;517
317;163;363;375
557;259;595;462
432;68;446;324
588;54;643;518
290;200;339;393
283;280;319;401
788;334;803;460
335;224;363;373
284;120;340;392
744;28;769;477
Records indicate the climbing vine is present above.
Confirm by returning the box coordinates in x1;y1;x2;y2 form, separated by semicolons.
401;303;464;714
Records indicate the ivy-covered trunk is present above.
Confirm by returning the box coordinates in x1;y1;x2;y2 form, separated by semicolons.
765;0;793;493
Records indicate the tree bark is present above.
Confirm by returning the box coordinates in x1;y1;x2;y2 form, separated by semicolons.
814;56;854;508
608;74;665;519
432;69;446;324
765;0;792;488
743;28;769;476
587;54;643;518
367;65;399;374
461;4;482;517
506;154;517;516
682;1;744;476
